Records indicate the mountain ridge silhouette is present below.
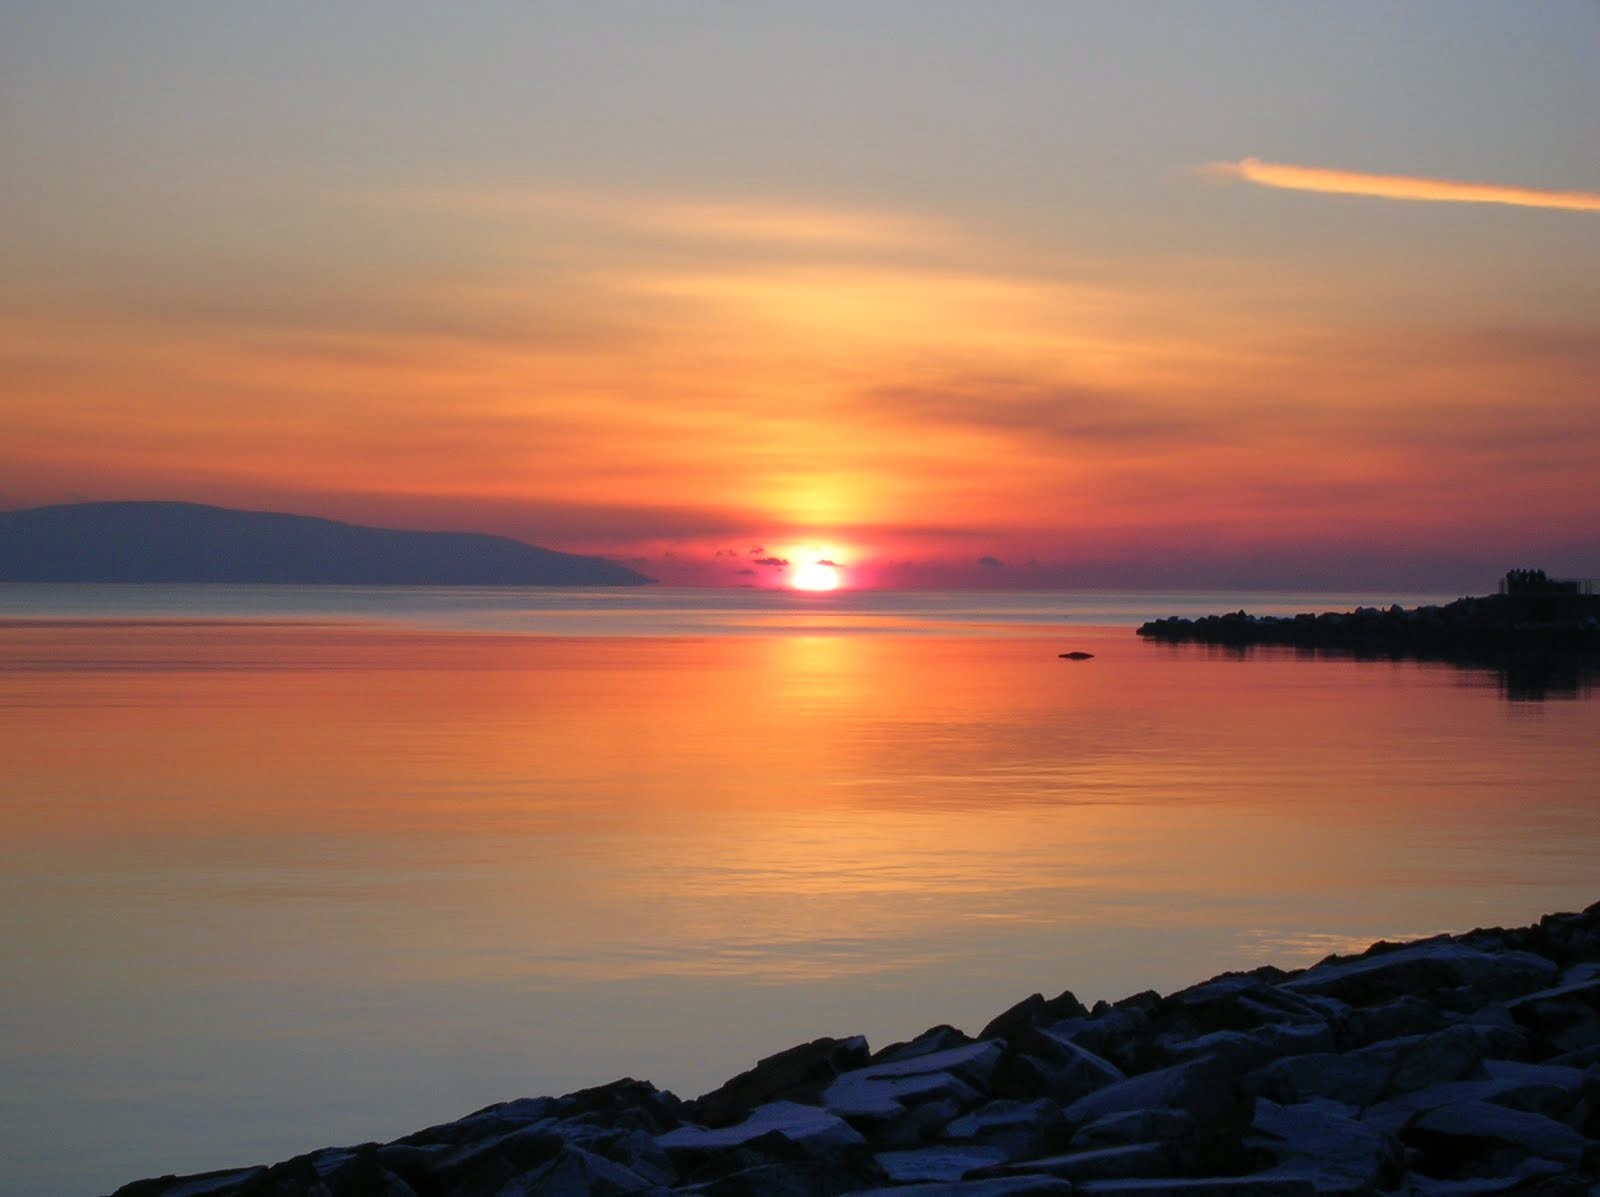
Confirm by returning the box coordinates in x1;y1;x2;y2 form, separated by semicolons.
0;501;655;585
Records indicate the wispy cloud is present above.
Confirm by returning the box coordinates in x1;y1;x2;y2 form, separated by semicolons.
396;187;951;251
1204;157;1600;213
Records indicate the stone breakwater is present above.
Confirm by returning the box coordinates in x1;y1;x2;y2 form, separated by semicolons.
1137;591;1600;658
111;904;1600;1197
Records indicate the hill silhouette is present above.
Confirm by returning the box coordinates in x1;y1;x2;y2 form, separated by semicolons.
0;502;655;586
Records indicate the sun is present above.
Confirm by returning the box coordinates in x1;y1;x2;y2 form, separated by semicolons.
791;560;842;591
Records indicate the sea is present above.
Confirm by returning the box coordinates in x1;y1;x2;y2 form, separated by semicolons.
2;584;1597;1197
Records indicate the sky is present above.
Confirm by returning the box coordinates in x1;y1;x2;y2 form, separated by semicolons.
2;2;1597;589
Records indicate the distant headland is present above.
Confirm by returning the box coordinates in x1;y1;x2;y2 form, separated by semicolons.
1138;570;1600;658
0;501;655;586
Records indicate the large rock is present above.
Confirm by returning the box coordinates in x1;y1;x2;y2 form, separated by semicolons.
875;1145;1011;1183
1255;1025;1490;1107
1065;1054;1242;1130
1333;994;1450;1049
111;1169;271;1197
991;1025;1126;1102
1282;941;1558;1009
945;1099;1071;1161
1360;1060;1590;1139
497;1144;663;1196
824;1067;981;1121
872;1025;977;1065
1506;978;1600;1057
820;1040;1001;1122
1072;1108;1200;1152
424;1122;569;1193
656;1101;866;1158
1245;1098;1400;1197
985;1141;1178;1182
1164;1023;1333;1075
980;990;1090;1041
1403;1099;1591;1175
871;1095;966;1149
691;1036;869;1127
1155;972;1332;1039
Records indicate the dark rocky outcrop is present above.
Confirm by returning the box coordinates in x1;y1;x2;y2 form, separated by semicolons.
1137;580;1600;699
108;901;1600;1197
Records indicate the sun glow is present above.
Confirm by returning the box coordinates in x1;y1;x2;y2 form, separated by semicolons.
790;560;843;591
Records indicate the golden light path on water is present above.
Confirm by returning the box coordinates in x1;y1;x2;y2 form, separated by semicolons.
2;607;1598;1195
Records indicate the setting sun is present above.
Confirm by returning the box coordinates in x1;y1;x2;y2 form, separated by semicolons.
791;560;842;591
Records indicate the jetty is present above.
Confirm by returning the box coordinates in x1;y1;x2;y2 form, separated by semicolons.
1137;570;1600;659
110;902;1600;1196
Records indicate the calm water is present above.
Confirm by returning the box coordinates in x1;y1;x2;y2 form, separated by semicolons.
2;586;1597;1197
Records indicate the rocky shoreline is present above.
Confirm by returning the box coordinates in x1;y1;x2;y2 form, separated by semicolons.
1136;583;1600;659
111;902;1600;1197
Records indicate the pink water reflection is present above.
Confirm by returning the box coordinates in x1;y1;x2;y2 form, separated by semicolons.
2;619;1597;1194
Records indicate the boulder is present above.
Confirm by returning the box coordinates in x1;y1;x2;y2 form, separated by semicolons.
1072;1108;1200;1151
992;1025;1125;1102
1164;1023;1333;1074
820;1040;999;1122
1507;978;1600;1057
426;1123;569;1193
985;1141;1178;1182
1403;1099;1590;1175
497;1144;662;1196
1255;1025;1489;1107
673;1160;835;1197
1334;994;1450;1049
981;990;1090;1041
1245;1098;1400;1197
553;1079;687;1133
823;1066;981;1121
871;1096;965;1149
1052;1006;1154;1072
586;1129;677;1188
691;1037;869;1127
1066;1054;1244;1131
1156;973;1330;1038
1396;1156;1568;1197
110;1169;271;1197
872;1025;976;1065
875;1145;1011;1183
657;1101;866;1158
1282;942;1558;1010
945;1098;1071;1161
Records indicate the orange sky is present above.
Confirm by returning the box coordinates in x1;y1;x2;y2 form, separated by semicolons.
2;6;1597;588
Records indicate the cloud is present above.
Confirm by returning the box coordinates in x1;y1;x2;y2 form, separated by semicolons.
976;555;1005;567
399;187;951;252
817;559;836;567
864;378;1213;447
1202;158;1600;214
752;556;789;567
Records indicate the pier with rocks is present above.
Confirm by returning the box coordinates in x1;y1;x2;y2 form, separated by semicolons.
111;901;1600;1197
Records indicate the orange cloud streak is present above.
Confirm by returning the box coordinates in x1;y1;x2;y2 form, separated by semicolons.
1206;157;1600;213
